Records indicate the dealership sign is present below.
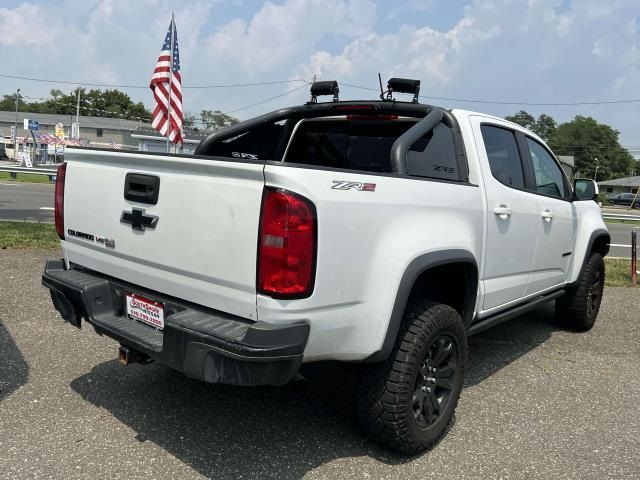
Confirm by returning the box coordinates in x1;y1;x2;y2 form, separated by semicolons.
23;119;39;131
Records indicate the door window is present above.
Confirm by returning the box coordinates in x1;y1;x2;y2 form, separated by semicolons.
526;138;566;198
480;125;525;189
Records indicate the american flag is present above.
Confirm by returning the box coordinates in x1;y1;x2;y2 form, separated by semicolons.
150;17;183;145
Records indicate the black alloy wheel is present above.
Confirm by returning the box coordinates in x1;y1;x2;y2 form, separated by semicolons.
412;335;458;428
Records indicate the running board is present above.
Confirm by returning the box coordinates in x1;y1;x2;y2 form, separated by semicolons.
468;289;565;336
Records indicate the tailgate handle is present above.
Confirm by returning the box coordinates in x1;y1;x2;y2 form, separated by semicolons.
124;173;160;205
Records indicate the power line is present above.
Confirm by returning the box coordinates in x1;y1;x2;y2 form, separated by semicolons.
5;72;640;106
223;82;310;115
0;73;307;89
340;82;640;107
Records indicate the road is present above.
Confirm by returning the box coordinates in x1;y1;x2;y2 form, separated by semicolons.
606;222;637;257
1;250;639;480
0;181;54;223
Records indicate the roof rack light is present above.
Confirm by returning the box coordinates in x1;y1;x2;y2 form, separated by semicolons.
385;78;421;103
308;80;339;103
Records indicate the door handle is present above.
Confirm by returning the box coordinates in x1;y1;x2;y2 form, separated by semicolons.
541;209;554;222
493;205;512;219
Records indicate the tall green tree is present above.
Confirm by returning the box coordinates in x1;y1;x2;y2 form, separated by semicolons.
505;111;636;179
200;110;239;130
505;110;536;130
533;114;556;143
505;110;556;142
550;116;635;180
1;88;151;121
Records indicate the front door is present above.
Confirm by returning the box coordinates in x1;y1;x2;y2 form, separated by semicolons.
523;136;576;294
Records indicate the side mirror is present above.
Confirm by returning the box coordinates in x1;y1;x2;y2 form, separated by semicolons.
573;178;598;201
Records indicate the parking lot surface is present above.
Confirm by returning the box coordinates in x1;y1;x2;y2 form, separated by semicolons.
1;250;639;480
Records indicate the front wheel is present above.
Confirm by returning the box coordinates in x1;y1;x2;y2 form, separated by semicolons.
357;299;467;455
555;252;605;331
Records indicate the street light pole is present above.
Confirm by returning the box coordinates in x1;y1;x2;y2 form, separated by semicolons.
13;88;20;161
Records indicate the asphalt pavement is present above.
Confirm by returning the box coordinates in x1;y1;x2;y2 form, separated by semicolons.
606;222;638;257
1;250;639;479
0;181;54;223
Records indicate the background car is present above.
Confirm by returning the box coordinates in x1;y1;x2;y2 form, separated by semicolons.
608;192;640;208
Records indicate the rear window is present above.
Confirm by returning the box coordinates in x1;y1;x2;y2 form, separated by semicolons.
284;119;459;180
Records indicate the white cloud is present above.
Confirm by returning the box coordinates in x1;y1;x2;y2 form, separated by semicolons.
0;0;639;146
295;0;640;144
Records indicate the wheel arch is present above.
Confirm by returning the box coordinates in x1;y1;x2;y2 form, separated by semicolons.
568;229;610;287
364;250;478;363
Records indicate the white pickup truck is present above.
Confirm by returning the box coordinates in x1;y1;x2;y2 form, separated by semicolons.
43;79;609;454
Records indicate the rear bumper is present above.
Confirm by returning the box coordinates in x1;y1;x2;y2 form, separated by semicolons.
42;259;309;386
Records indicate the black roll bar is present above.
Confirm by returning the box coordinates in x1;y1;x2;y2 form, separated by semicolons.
390;108;444;174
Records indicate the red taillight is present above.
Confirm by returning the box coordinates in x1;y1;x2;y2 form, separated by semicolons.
258;188;316;298
54;162;67;239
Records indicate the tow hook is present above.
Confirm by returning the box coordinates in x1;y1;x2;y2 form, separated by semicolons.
118;345;150;366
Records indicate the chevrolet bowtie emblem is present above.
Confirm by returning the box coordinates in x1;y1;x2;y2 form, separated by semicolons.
120;208;159;231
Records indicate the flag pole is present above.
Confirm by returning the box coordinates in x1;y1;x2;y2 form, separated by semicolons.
166;12;175;153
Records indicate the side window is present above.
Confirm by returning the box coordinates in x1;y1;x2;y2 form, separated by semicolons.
406;123;459;181
526;138;565;198
480;125;525;189
200;123;284;160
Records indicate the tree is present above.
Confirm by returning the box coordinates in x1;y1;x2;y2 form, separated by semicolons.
505;111;636;179
1;88;151;121
200;110;239;130
532;114;556;143
550;116;635;180
0;92;26;111
183;112;198;131
505;110;536;130
505;110;556;142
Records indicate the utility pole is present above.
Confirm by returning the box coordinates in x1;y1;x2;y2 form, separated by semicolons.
13;88;20;161
75;88;81;139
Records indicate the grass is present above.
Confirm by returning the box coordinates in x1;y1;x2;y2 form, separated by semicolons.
0;222;59;250
604;258;639;288
0;172;54;184
604;219;640;226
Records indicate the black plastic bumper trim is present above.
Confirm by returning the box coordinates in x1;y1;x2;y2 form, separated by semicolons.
42;259;309;386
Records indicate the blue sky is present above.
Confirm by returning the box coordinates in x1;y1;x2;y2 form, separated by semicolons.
0;0;639;151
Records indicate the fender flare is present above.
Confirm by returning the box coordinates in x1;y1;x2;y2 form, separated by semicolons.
364;249;478;363
569;228;610;287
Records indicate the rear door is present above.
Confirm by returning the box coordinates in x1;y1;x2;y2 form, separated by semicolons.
471;119;539;311
62;149;265;320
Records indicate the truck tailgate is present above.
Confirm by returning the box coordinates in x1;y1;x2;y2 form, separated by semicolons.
61;149;264;321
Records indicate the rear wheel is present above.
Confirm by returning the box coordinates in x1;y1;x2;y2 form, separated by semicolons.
357;299;466;455
556;252;605;331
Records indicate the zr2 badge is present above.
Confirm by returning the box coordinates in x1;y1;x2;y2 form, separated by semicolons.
331;180;377;192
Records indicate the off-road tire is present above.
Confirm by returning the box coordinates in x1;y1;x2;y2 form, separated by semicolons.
555;252;605;331
357;299;466;455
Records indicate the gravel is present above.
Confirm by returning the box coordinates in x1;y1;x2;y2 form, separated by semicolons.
1;250;639;479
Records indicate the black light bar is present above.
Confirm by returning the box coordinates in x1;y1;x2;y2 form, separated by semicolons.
309;80;339;103
387;78;421;103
